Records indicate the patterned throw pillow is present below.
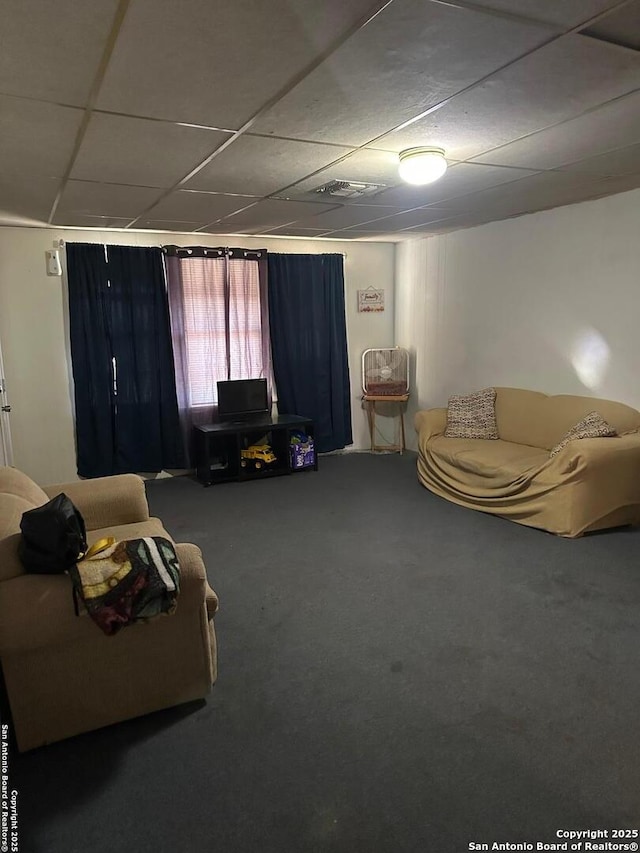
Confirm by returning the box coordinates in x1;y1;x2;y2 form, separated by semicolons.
549;411;617;457
444;387;499;440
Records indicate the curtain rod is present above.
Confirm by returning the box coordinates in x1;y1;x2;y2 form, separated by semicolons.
162;245;267;259
162;246;348;258
61;240;347;258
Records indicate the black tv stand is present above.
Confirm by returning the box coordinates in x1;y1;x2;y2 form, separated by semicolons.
194;414;316;486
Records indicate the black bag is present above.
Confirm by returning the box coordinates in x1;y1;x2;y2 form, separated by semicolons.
18;493;88;574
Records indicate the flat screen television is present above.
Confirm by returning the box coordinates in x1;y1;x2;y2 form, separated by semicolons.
217;378;269;422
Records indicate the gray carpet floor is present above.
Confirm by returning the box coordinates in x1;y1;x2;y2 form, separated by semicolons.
9;452;640;852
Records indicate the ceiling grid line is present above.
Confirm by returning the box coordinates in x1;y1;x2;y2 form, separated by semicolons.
46;0;134;225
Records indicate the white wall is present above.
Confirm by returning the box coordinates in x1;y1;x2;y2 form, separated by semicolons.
396;188;640;449
395;234;446;438
0;227;395;483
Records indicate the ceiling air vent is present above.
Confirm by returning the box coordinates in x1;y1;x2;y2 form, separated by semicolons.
314;180;385;199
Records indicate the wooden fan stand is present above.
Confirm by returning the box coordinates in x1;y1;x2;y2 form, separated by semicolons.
363;394;409;453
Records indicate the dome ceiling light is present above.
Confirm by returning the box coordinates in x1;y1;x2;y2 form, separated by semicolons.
398;147;448;185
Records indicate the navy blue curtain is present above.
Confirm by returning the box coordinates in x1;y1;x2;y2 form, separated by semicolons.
267;254;352;453
67;243;184;478
67;244;116;477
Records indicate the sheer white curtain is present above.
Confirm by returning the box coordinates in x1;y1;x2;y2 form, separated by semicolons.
228;257;267;379
165;247;271;462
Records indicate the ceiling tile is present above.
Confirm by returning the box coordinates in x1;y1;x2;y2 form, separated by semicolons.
425;212;501;231
71;113;231;188
345;207;454;232
290;204;402;230
261;226;334;238
433;220;478;234
439;170;588;212
0;174;60;222
372;163;539;207
469;0;622;28
96;0;379;127
401;215;473;234
134;220;206;232
196;222;263;235
185;136;352;196
50;214;134;228
559;143;640;176
321;230;397;240
485;177;640;217
377;35;640;161
471;89;640;170
589;173;640;195
252;0;552;146
57;181;164;218
0;0;120;105
218;199;339;233
0;97;83;177
438;170;637;220
144;190;257;222
582;1;640;50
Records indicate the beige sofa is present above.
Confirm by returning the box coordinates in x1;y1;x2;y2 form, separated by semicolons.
0;467;218;751
415;388;640;538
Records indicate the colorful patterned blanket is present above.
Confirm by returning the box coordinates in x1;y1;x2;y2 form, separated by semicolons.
68;537;180;636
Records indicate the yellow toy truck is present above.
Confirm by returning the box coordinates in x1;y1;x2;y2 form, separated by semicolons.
240;444;277;469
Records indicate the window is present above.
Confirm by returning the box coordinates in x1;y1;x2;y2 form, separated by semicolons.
165;249;271;415
178;256;227;407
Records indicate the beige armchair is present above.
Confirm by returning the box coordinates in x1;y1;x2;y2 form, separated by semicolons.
0;467;218;751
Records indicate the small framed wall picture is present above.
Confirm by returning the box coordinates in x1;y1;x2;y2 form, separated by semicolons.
358;287;384;312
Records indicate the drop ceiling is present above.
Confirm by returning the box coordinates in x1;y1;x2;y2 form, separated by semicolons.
1;0;639;242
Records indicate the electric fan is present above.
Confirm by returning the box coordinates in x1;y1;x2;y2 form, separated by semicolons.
362;347;410;396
